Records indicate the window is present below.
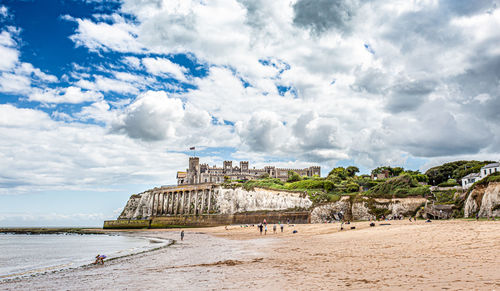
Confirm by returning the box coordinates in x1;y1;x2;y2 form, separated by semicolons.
489;169;492;174
484;170;487;175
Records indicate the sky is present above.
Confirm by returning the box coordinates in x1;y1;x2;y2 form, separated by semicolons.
0;0;499;227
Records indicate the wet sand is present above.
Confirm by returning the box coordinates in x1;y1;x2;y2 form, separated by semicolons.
1;220;499;290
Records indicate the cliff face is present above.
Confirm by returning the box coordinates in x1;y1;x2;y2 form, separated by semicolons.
118;186;312;219
464;182;500;218
119;191;155;219
310;197;427;223
215;187;312;214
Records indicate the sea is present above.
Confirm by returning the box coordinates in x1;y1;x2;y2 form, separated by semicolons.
0;233;170;280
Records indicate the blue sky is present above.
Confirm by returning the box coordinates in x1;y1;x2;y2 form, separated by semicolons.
0;0;499;226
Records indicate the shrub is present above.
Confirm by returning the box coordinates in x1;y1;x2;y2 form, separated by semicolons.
433;190;456;204
438;179;459;187
323;180;335;192
287;171;302;182
285;179;325;190
243;178;284;191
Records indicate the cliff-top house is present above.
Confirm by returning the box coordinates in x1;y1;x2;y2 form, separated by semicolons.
461;162;500;189
177;157;320;185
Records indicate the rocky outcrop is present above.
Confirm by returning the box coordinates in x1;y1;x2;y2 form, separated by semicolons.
310;197;351;222
464;182;500;218
310;196;427;223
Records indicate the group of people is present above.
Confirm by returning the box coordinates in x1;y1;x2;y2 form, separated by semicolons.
257;218;287;235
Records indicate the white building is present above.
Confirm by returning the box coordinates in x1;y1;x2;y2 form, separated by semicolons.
461;173;481;189
480;162;500;179
461;162;500;189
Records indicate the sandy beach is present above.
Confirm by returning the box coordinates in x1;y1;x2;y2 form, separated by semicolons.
1;220;499;290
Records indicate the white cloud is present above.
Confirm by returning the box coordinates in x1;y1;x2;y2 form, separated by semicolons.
76;75;140;94
0;104;188;194
0;31;19;71
66;14;143;53
0;72;31;93
1;0;499;198
142;57;188;81
29;86;103;104
0;5;8;19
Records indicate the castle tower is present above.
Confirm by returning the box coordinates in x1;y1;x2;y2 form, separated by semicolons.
189;157;200;184
240;161;249;173
223;161;233;173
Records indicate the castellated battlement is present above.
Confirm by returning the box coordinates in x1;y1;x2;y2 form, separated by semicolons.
177;157;320;185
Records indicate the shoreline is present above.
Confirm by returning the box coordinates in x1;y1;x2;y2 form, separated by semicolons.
0;232;173;282
1;220;499;290
0;228;107;235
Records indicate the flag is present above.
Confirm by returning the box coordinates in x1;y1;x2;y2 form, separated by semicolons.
189;147;195;150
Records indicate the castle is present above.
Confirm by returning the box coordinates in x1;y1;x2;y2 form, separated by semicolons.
177;157;320;185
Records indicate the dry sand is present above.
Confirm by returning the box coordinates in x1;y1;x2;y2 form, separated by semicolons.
1;220;499;290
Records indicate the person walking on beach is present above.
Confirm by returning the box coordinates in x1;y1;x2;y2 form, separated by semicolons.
264;224;268;235
273;224;277;234
259;223;263;235
181;230;185;241
280;223;284;232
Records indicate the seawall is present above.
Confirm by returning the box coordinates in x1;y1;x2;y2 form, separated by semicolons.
104;211;310;229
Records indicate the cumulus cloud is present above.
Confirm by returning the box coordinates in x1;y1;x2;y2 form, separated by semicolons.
2;0;500;197
113;91;185;141
110;90;229;146
0;104;188;193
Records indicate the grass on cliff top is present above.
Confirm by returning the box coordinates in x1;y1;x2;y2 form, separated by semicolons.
229;174;430;202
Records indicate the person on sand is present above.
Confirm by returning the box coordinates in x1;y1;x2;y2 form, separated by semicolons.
264;224;268;235
273;224;277;234
94;254;106;265
259;223;263;235
181;230;185;241
280;223;284;233
263;219;267;225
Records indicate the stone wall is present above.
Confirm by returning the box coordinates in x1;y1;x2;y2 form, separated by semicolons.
104;212;309;229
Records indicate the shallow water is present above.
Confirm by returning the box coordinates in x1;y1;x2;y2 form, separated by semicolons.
0;233;169;279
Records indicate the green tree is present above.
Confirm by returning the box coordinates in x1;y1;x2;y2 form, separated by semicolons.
425;160;494;185
346;166;360;177
328;167;348;180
